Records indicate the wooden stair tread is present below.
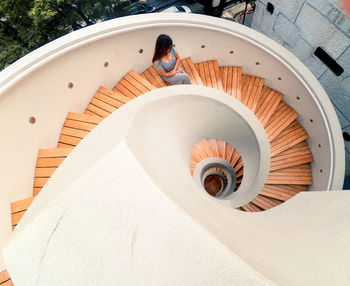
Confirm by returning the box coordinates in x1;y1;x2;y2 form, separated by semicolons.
0;270;13;286
220;66;242;100
270;120;309;157
66;112;103;124
84;86;131;118
59;112;102;147
270;142;313;171
58;134;83;147
195;60;223;90
241;75;264;113
38;147;73;158
113;70;156;98
266;164;313;185
11;196;35;229
179;57;203;85
252;194;282;210
36;157;66;168
255;86;284;127
265;102;298;142
34;148;71;195
260;184;306;201
242;202;263;212
141;66;169;88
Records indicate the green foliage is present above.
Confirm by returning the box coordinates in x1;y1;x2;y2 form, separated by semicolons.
0;0;130;70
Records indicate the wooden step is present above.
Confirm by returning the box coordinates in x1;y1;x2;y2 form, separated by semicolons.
58;112;102;148
11;196;35;230
141;66;169;88
241;202;263;212
220;66;243;100
264;102;298;142
266;164;313;185
252;194;282;210
178;57;203;85
260;184;306;201
195;60;224;91
270;142;313;171
113;70;156;99
255;86;284;127
85;86;131;118
34;148;73;195
0;270;13;286
270;120;309;157
240;75;264;113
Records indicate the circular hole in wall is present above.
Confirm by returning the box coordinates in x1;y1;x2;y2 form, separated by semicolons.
229;50;234;54
320;169;323;173
296;96;300;100
255;62;260;65
201;45;205;48
104;61;109;68
29;116;36;124
204;174;224;196
68;82;74;89
278;77;282;80
310;119;314;123
139;49;143;54
318;144;321;148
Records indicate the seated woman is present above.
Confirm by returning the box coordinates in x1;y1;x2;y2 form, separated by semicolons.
152;34;191;85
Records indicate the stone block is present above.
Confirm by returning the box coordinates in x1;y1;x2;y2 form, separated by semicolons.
338;46;350;77
319;70;350;120
307;0;334;16
328;6;350;35
344;76;350;93
284;37;314;61
303;55;328;78
253;0;304;22
296;3;336;47
325;29;350;58
251;1;284;44
273;13;301;47
333;104;350;128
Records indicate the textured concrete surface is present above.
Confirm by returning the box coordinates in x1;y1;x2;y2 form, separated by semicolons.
252;0;350;180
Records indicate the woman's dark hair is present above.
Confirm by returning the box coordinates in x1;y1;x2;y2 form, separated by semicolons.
152;34;173;63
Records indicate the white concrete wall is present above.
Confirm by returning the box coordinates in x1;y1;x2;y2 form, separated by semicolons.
0;13;345;270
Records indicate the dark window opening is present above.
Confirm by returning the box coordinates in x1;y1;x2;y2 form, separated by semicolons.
314;47;344;76
266;2;274;14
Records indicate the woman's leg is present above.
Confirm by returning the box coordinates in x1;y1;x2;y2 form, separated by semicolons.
164;72;191;85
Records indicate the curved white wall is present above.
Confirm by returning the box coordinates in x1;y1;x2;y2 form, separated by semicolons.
0;13;345;270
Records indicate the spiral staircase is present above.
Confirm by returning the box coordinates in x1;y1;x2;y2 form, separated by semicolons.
1;14;348;286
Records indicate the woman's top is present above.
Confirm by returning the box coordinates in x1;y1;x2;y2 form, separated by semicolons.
153;47;177;76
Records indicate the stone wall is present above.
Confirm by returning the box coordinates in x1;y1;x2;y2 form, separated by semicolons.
252;0;350;180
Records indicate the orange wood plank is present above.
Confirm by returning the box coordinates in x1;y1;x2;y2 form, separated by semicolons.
187;58;203;85
38;148;73;158
36;157;66;168
89;98;117;113
64;119;98;131
85;103;110;118
213;61;224;91
11;197;35;214
129;69;156;90
34;177;49;188
208;60;217;89
58;134;82;147
35;167;57;178
67;112;103;124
